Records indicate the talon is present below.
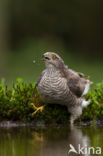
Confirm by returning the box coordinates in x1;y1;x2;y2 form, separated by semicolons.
31;103;38;110
32;105;45;115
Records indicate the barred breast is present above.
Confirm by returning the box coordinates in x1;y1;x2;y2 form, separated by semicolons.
37;69;75;106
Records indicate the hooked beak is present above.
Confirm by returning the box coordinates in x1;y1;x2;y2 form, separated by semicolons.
42;54;50;60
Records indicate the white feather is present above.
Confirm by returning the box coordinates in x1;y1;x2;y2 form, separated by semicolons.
82;83;90;95
82;99;90;108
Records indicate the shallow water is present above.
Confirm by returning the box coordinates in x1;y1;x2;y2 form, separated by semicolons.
0;125;103;156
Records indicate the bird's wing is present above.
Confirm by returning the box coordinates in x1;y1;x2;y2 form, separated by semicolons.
77;72;90;79
36;70;46;87
65;69;90;97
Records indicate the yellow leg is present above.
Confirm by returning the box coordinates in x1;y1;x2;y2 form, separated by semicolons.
31;103;38;110
31;103;45;115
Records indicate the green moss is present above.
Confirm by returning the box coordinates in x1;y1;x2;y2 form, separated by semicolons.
80;81;103;121
34;105;70;124
0;79;103;124
0;78;69;123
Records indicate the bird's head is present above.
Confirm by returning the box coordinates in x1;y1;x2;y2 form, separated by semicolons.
42;52;64;69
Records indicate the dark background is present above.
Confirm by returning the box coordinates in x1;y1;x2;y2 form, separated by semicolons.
0;0;103;86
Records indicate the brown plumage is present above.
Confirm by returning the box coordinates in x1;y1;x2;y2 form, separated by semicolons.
62;68;91;97
36;52;92;124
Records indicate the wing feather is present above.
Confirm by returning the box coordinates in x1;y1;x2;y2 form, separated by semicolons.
63;68;90;97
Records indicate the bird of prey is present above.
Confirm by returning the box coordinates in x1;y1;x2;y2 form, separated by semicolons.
34;52;92;124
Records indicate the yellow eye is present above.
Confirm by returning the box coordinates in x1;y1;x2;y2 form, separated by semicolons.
52;54;56;60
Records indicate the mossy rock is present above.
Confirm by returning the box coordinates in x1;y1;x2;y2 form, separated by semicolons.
0;78;103;124
33;104;70;124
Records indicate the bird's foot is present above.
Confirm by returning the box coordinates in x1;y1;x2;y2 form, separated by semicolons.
31;103;45;115
70;115;78;127
70;116;75;126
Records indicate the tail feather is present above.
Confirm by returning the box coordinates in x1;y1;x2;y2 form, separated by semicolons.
82;99;90;108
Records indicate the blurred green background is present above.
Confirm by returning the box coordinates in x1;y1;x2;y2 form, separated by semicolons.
0;0;103;86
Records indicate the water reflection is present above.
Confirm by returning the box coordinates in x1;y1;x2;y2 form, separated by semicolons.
0;125;102;156
36;126;90;156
